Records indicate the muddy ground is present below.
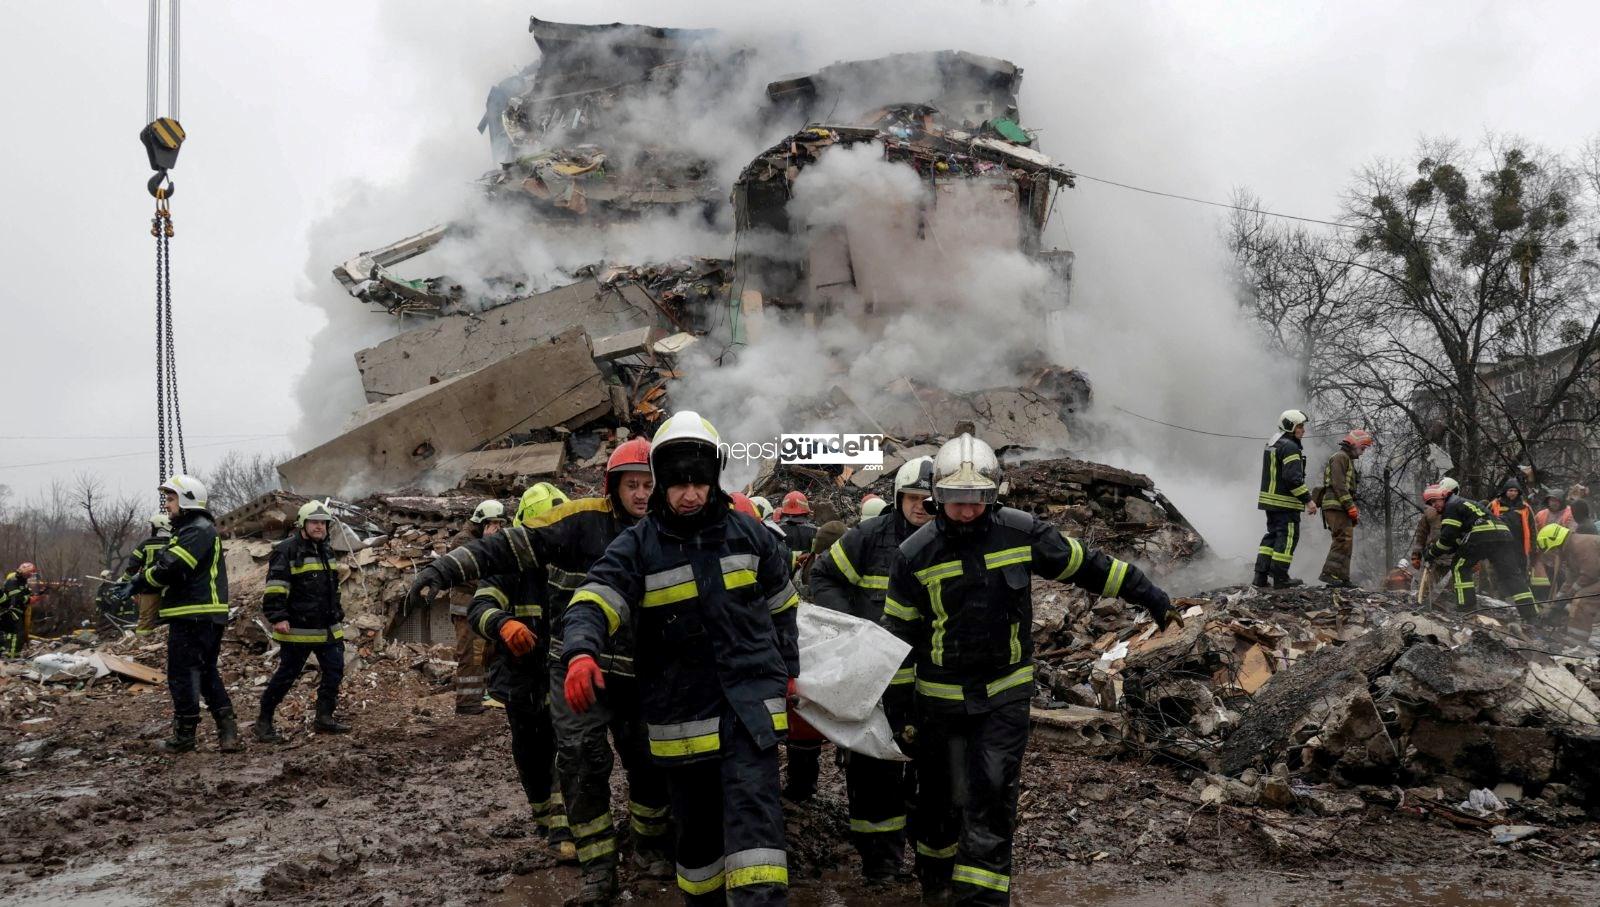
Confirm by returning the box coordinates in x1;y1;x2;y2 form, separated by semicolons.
3;646;1600;907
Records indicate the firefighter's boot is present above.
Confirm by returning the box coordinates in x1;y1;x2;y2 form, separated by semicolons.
160;715;200;754
314;706;351;734
566;865;618;906
215;708;244;753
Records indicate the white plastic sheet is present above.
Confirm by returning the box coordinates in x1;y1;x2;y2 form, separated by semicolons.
793;603;911;761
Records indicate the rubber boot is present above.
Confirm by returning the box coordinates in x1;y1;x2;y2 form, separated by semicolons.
216;708;244;753
159;716;200;754
566;865;618;906
253;712;285;743
631;848;673;881
314;705;350;734
1251;571;1270;588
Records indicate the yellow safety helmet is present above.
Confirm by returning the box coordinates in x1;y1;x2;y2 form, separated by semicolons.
517;483;569;524
1536;523;1570;553
296;500;336;528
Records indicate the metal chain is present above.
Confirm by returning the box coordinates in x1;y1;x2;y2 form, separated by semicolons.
153;206;168;486
152;198;185;483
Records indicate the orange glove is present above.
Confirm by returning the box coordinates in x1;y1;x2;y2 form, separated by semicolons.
1347;506;1360;525
499;620;536;657
564;655;605;713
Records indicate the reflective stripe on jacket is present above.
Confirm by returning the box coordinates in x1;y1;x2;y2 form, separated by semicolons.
1427;496;1511;562
263;533;342;645
1259;435;1310;511
140;511;229;622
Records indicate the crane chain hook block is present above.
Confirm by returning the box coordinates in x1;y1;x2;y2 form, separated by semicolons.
140;116;184;199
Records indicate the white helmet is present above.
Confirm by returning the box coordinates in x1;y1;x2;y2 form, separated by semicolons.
1438;477;1460;495
750;496;774;520
158;474;209;512
650;411;725;489
1278;409;1310;432
932;434;1000;505
861;497;889;519
470;499;507;525
149;512;173;535
894;455;935;500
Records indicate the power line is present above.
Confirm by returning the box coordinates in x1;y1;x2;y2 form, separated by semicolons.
1070;170;1351;229
1111;405;1346;440
0;435;283;473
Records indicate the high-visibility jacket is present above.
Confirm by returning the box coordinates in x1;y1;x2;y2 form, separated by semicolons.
1427;496;1512;562
429;497;641;677
1322;447;1359;509
137;511;229;623
1490;497;1534;559
563;502;799;765
809;510;915;622
122;534;170;578
0;572;28;619
262;533;343;645
1259;435;1311;511
883;507;1171;717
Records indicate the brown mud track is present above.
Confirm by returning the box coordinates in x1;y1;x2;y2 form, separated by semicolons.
4;667;1599;906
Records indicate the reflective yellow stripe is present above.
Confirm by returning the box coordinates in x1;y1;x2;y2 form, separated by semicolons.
475;585;509;607
829;541;862;585
1441;519;1463;528
650;733;720;757
159;603;228;618
916;560;964;583
1282;454;1302;465
1102;559;1129;598
1289;485;1310;497
726;849;788;889
917;841;959;859
952;865;1010;893
850;815;907;833
290;561;328;574
723;569;757;590
629;801;670;819
986;664;1033;698
169;545;198;568
890;666;915;686
860;574;889;589
1057;535;1085;580
1009;622;1021;663
476;607;505;636
643;581;697;607
677;867;726;896
572;813;613;838
263;583;290;596
984;546;1031;569
632;816;670;835
514;603;542;618
916;678;964;701
771;592;799;615
578;839;616;862
883;597;920;621
270;627;345;644
930;579;950;666
570;589;622;635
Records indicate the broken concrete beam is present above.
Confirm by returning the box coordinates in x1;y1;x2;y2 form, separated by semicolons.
353;279;655;402
454;443;566;488
1216;624;1407;775
1487;658;1600;729
1406;719;1557;786
280;328;608;496
1030;705;1126;756
592;326;665;362
1390;634;1528;723
334;224;448;293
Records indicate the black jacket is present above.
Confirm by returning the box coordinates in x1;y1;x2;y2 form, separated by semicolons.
122;534;170;578
778;516;818;561
563;503;799;765
883;506;1170;717
1258;435;1311;512
1428;495;1513;561
135;510;229;623
262;533;343;645
0;572;27;619
470;569;549;701
810;510;917;622
430;497;641;676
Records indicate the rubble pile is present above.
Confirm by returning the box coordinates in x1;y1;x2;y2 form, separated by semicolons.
1031;583;1600;818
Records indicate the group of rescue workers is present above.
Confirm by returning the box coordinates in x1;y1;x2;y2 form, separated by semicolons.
9;402;1597;907
1258;408;1600;645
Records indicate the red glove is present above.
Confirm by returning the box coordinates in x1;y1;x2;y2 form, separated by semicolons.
564;655;605;713
1347;506;1360;525
499;620;536;657
785;678;824;743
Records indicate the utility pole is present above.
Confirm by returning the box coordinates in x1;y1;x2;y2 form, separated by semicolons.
1383;463;1394;569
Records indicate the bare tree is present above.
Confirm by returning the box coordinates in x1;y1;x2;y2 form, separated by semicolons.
74;473;144;575
198;449;287;516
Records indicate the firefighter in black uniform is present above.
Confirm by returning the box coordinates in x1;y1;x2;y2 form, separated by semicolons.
809;454;935;881
0;563;37;657
1424;484;1540;620
883;435;1179;905
776;492;818;571
133;475;241;754
123;514;172;637
562;411;799;907
1254;409;1315;588
254;501;349;742
408;439;669;904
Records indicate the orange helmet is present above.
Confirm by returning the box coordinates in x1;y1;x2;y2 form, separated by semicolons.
17;562;37;577
779;491;811;516
730;492;760;520
605;438;652;493
1343;429;1375;451
1422;484;1448;508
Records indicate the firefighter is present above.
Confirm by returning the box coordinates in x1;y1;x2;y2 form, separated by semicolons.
132;475;240;754
1;562;38;657
1536;524;1600;648
1424;484;1539;620
123;514;172;637
861;495;889;521
1491;477;1541;597
882;435;1178;905
1254;410;1314;588
407;442;670;901
809;455;934;882
254;501;349;741
562;411;799;907
777;491;818;569
1410;484;1452;609
750;496;774;522
452;500;509;715
1317;429;1374;588
1537;491;1572;530
516;481;571;525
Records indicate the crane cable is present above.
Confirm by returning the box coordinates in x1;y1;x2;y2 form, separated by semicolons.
141;1;186;483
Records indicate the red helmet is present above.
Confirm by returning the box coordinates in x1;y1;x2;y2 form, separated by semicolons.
779;491;811;516
17;562;37;577
1422;484;1448;507
730;492;760;519
1343;429;1375;451
605;438;652;493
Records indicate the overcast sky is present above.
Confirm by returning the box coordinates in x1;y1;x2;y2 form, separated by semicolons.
4;1;1599;517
